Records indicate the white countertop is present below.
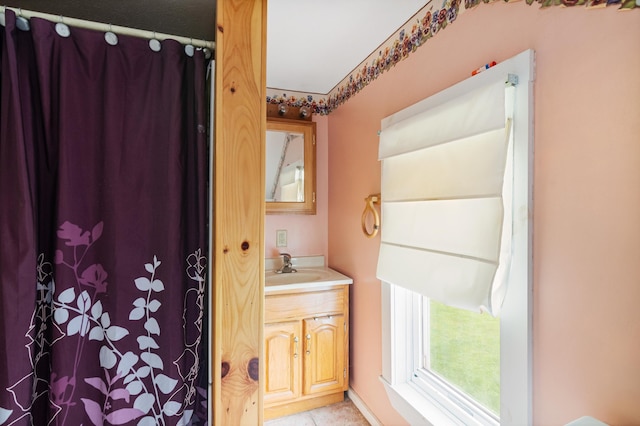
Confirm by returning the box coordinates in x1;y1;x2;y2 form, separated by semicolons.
265;256;353;293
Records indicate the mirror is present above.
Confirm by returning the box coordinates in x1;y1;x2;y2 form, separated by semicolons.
266;118;316;214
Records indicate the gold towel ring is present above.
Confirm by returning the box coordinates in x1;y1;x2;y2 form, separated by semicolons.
362;194;381;238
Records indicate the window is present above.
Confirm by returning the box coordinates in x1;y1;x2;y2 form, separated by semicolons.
415;296;501;424
423;299;500;416
380;50;533;425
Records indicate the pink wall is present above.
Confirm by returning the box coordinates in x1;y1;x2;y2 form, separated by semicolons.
326;3;640;426
265;115;329;259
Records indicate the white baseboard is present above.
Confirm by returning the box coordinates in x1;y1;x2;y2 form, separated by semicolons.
348;387;382;426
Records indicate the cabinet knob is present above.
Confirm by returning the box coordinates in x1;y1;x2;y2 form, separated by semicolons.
306;333;311;355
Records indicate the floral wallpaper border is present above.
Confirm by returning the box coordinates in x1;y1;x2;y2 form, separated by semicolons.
266;0;637;116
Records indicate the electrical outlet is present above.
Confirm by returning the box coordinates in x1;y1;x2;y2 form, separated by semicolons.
276;229;287;247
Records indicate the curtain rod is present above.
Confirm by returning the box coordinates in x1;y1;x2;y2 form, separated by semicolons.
0;6;215;51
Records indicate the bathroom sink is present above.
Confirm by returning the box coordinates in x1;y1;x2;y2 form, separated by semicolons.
264;267;353;291
265;271;324;284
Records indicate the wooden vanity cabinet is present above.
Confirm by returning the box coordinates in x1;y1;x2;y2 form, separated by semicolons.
264;285;349;420
264;321;301;404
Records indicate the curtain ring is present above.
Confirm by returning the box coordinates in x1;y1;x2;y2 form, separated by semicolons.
15;8;30;31
105;24;118;46
185;38;195;57
55;15;70;38
149;31;162;52
361;194;381;239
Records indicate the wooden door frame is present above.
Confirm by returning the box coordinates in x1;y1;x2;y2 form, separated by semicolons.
213;0;267;424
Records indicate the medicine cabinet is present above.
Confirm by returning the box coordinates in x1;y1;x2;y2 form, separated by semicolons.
265;118;316;215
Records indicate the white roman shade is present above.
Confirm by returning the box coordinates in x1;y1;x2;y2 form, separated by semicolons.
376;80;515;315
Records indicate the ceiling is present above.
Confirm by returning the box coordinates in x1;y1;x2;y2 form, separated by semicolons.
4;1;429;95
266;1;429;94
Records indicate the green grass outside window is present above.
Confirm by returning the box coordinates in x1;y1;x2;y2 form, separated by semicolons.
429;300;500;415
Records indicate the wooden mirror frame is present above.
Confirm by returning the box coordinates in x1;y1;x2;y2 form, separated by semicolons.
266;117;316;215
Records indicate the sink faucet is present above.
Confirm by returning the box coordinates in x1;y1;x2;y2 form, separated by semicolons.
277;253;297;274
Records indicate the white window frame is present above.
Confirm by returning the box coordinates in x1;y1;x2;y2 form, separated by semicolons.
380;50;534;426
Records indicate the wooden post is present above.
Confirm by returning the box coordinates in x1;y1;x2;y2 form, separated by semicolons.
213;0;266;424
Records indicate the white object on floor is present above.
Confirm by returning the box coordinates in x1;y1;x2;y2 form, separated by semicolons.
565;416;608;426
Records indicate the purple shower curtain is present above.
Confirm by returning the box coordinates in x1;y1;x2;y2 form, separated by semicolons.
0;10;208;425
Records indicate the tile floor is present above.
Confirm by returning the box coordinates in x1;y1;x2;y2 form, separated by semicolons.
264;397;370;426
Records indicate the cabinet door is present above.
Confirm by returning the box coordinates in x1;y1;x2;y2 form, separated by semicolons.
265;321;302;404
303;315;345;396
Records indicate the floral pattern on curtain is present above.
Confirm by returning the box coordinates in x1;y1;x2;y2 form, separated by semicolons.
0;9;209;426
